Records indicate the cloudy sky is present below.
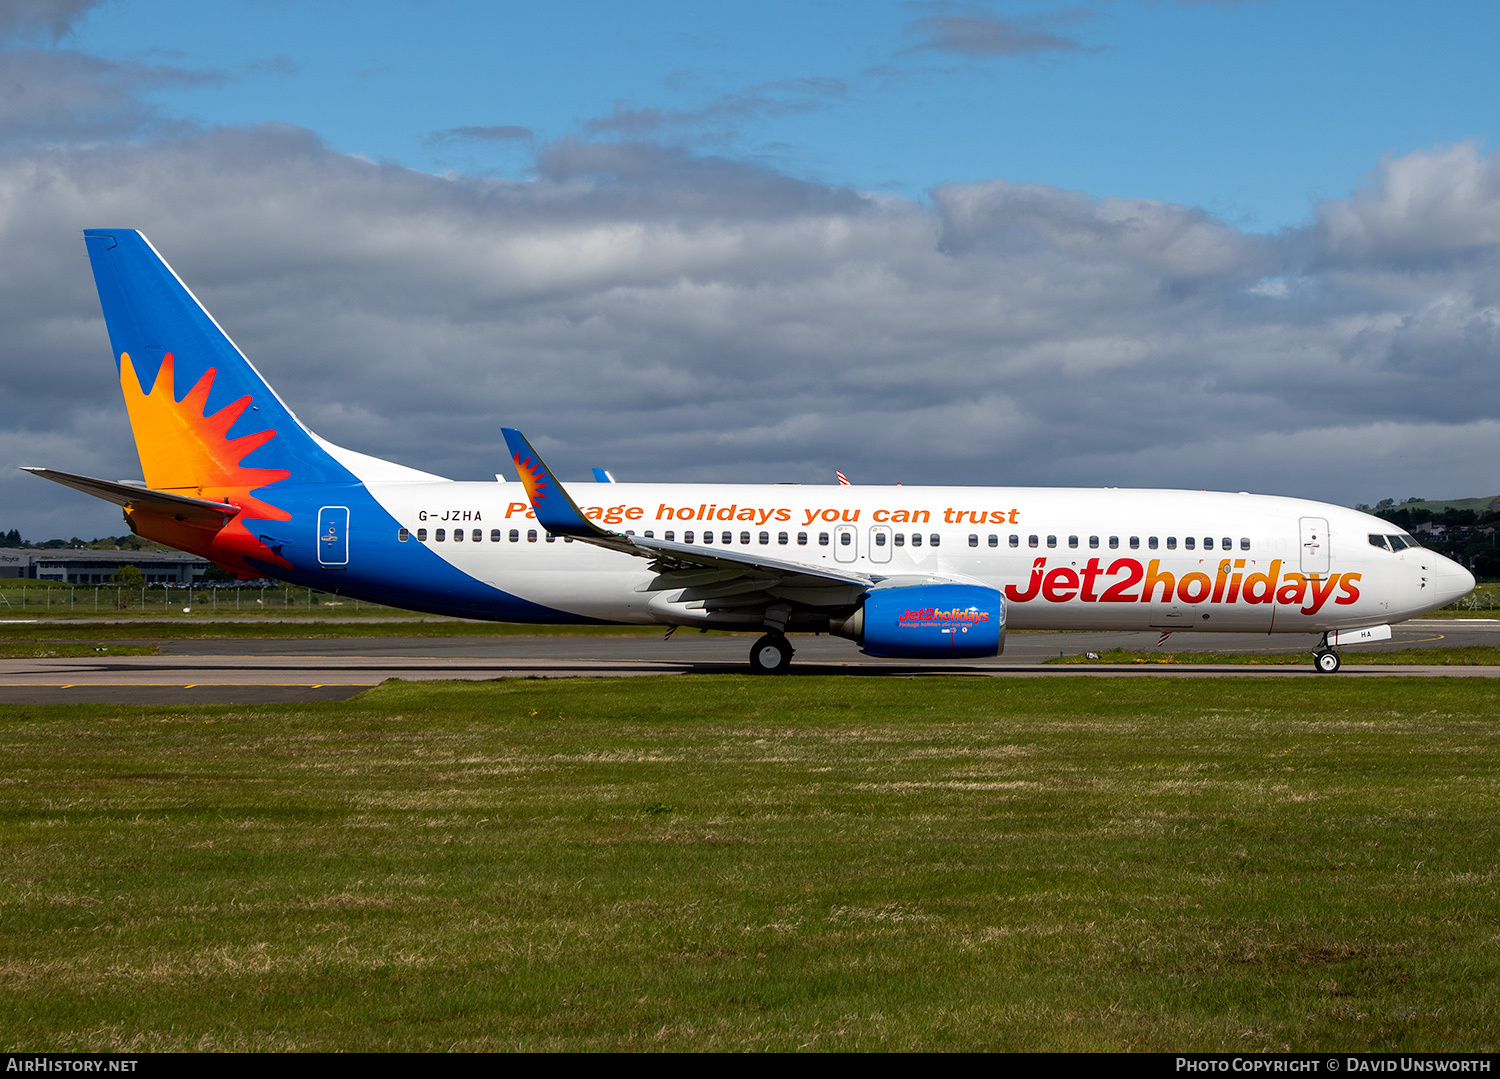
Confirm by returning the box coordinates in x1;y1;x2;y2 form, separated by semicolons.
3;0;1500;539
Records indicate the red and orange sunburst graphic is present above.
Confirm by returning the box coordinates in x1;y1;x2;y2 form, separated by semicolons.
513;451;551;505
120;352;292;572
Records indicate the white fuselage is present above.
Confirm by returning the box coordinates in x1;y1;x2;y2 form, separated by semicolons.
362;481;1474;632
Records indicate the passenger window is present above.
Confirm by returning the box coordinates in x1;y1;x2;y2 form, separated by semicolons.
1068;535;1079;548
894;533;905;547
1221;537;1231;551
398;528;409;542
644;531;654;539
417;528;427;542
797;532;808;545
930;534;940;547
1240;537;1250;551
1147;536;1156;550
1009;535;1019;547
703;532;714;543
1089;536;1100;549
759;532;769;544
546;533;556;543
684;530;695;543
875;532;887;546
664;531;675;541
1028;535;1038;548
988;534;998;547
722;532;732;544
527;530;537;542
490;529;501;542
435;528;446;542
839;531;851;546
969;534;978;547
1201;537;1211;550
911;534;922;547
1046;535;1057;548
1185;537;1195;550
778;532;788;545
472;529;482;542
1109;536;1119;549
453;529;463;543
1166;537;1176;550
509;529;520;542
819;532;830;546
739;532;750;544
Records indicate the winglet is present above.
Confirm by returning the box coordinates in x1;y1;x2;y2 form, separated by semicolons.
501;428;612;540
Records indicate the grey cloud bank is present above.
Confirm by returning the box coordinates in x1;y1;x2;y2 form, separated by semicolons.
1;117;1498;538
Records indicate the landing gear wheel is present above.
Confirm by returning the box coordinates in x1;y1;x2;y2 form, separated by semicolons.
750;633;794;674
1314;649;1341;674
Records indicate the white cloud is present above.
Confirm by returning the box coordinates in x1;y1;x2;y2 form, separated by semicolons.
1;90;1499;536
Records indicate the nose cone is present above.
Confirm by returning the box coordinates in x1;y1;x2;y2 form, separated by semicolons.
1429;552;1476;608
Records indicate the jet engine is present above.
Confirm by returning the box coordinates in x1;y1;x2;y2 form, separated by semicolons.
832;583;1005;658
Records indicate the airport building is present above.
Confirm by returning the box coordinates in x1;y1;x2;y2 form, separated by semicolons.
0;549;211;584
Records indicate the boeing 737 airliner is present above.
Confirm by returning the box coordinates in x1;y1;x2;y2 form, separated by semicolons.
26;230;1476;673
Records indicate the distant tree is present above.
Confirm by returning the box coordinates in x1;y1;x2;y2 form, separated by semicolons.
1404;497;1425;504
0;529;20;547
1354;503;1372;512
202;567;235;582
1376;498;1395;510
1472;549;1500;580
112;565;144;588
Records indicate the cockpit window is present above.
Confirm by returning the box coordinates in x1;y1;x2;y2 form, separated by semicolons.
1389;534;1419;550
1369;533;1391;551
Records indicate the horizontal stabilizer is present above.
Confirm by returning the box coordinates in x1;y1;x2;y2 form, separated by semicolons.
21;467;237;519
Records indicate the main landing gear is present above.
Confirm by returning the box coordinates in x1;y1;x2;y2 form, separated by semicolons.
1313;639;1342;674
750;632;794;674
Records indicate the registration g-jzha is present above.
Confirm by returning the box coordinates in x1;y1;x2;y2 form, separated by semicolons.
27;230;1475;673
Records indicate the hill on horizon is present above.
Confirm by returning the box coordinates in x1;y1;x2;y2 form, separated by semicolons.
1364;495;1500;515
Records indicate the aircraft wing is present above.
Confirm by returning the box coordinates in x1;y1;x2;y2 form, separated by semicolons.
500;428;875;594
21;467;238;519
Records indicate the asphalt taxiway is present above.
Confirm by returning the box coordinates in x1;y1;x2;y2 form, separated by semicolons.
0;618;1497;704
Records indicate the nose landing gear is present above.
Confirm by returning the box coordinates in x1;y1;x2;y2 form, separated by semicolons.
1313;636;1341;674
1314;649;1341;673
750;632;794;674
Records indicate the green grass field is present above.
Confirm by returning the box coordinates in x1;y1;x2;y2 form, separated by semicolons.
2;676;1497;1051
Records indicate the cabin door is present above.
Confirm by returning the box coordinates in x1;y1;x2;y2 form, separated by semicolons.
1299;517;1329;577
318;506;350;568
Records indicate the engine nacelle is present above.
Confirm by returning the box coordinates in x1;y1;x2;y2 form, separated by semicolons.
833;583;1005;659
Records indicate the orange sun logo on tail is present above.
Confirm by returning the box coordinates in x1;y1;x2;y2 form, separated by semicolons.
513;452;550;505
119;352;293;572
